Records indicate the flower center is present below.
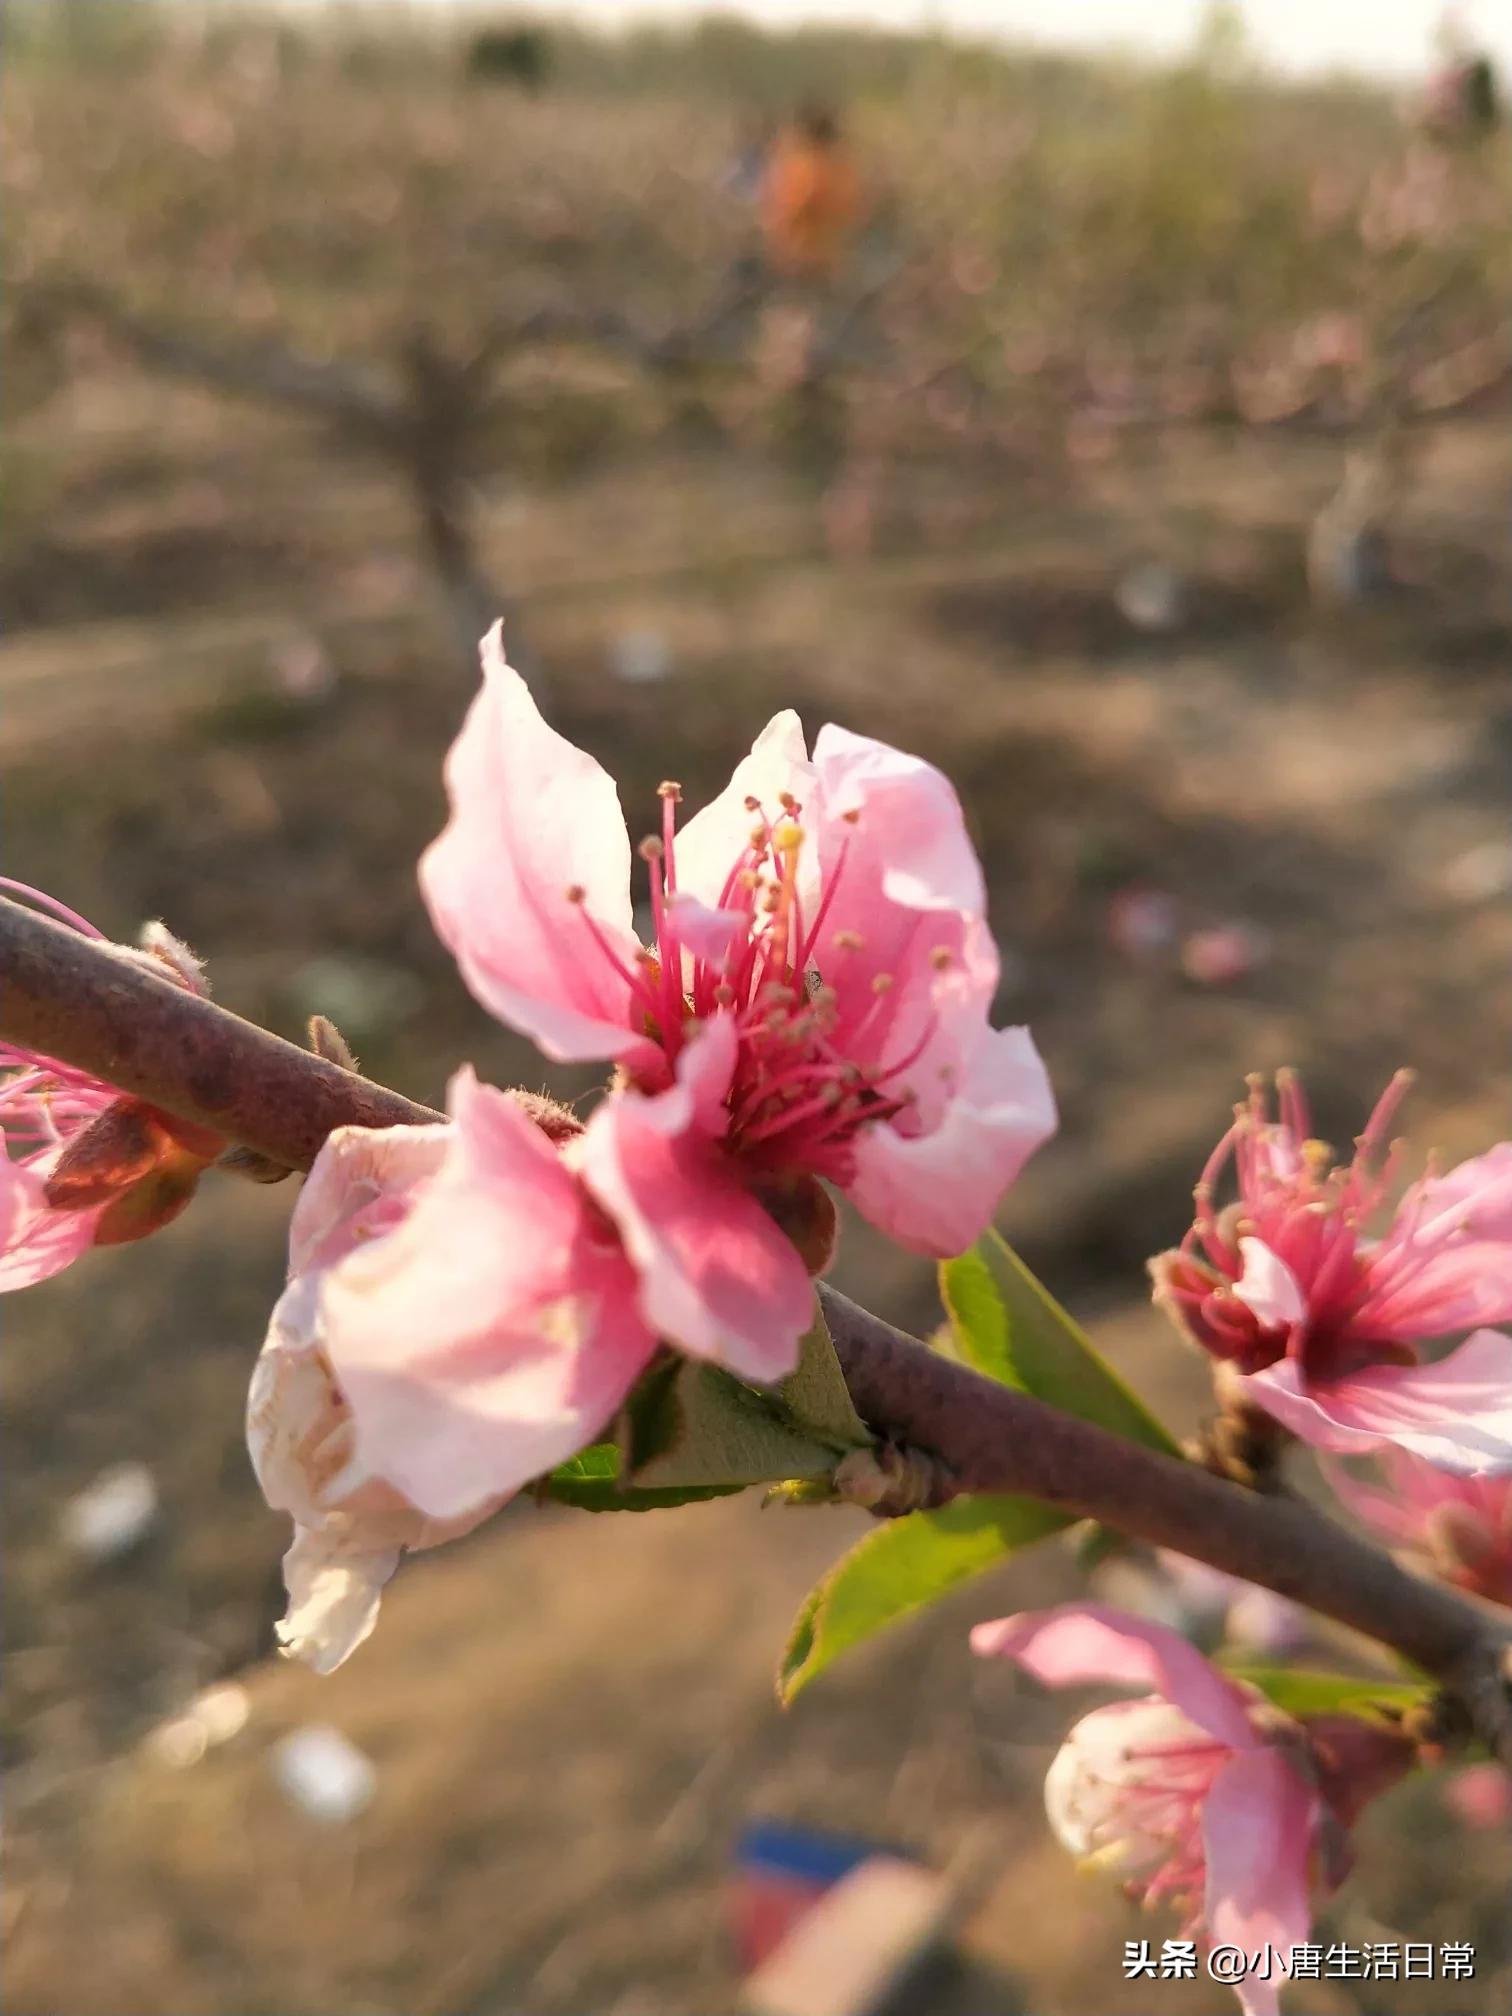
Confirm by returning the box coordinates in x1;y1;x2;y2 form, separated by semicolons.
1181;1070;1421;1379
565;783;946;1180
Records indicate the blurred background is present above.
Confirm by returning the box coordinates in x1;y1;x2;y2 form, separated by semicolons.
3;2;1510;2010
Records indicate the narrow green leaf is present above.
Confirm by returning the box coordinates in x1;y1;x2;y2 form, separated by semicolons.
937;1246;1023;1387
1219;1663;1432;1722
779;1495;1068;1702
544;1441;745;1513
943;1232;1181;1457
779;1303;874;1450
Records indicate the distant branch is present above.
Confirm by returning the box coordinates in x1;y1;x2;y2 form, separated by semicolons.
37;278;397;438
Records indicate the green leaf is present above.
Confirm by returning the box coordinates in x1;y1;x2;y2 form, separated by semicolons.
779;1495;1067;1702
778;1303;874;1450
544;1442;745;1513
942;1231;1181;1457
552;1443;620;1485
629;1361;841;1490
1219;1662;1432;1722
779;1238;1181;1694
545;1307;871;1513
936;1246;1021;1387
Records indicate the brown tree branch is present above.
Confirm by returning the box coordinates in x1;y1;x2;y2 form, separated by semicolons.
819;1290;1509;1698
37;278;397;438
3;894;1510;1758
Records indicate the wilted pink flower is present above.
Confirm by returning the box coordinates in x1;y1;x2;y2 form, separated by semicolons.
420;628;1055;1377
0;883;222;1290
248;1070;658;1670
1324;1449;1512;1608
972;1603;1409;2016
1152;1073;1512;1473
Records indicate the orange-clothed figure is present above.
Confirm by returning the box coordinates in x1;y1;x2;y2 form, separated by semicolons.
760;109;863;281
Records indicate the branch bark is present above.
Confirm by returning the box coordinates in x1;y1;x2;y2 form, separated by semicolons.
4;894;1510;1757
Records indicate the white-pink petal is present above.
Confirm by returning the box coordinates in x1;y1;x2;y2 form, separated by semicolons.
671;710;814;909
286;1120;452;1280
1203;1749;1318;2016
846;1022;1056;1256
1232;1238;1306;1331
248;1272;502;1673
1243;1329;1512;1474
418;626;647;1063
812;724;987;915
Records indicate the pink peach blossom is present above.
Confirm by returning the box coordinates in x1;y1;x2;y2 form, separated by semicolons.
1442;1762;1512;1831
1323;1449;1512;1608
971;1603;1406;2016
0;885;220;1290
420;629;1055;1373
1152;1073;1512;1473
248;1072;658;1670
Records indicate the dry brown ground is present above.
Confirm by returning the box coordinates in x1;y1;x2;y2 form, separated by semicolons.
3;359;1510;2012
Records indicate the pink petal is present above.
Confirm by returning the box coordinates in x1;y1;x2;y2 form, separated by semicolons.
1362;1238;1512;1337
846;1021;1056;1255
1232;1238;1306;1331
1202;1750;1317;2016
286;1120;453;1280
0;1154;103;1291
418;626;648;1063
1402;1142;1512;1244
577;1020;812;1383
969;1601;1257;1750
317;1069;658;1520
665;892;749;967
813;724;987;915
1243;1329;1512;1473
671;710;814;908
1444;1761;1512;1830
